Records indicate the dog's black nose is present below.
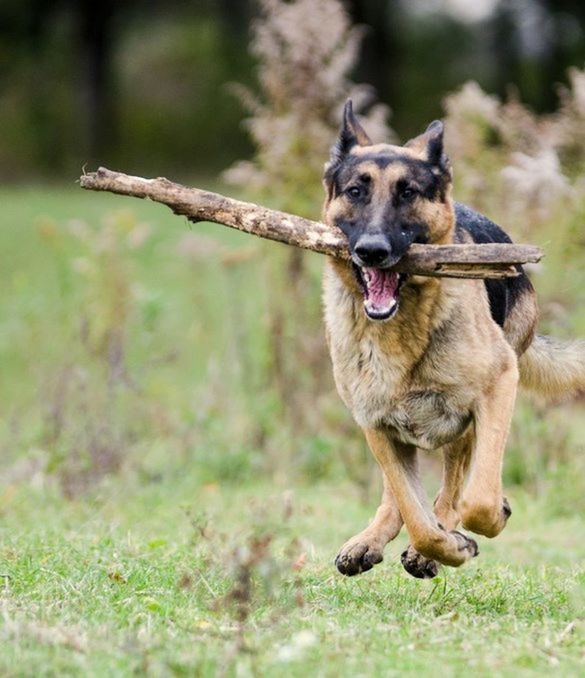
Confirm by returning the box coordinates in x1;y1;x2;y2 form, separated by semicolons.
354;235;391;267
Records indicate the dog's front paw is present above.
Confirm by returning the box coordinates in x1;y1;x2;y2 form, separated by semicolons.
451;530;479;557
335;532;385;576
401;545;440;579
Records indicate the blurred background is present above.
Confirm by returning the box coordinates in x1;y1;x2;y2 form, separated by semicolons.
1;0;584;505
3;0;585;180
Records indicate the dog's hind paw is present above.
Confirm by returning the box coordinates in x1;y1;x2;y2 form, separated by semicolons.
460;496;512;538
401;546;440;579
335;533;385;576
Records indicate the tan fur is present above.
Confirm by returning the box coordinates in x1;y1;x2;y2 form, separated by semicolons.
323;251;519;569
351;142;426;161
323;259;513;443
363;429;476;566
503;287;538;355
519;335;585;399
335;473;403;573
411;192;454;244
458;358;518;537
400;430;473;575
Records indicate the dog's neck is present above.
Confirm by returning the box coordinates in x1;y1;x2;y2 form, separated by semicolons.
325;257;456;362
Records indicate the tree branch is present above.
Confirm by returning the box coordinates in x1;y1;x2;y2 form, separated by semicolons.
79;167;543;279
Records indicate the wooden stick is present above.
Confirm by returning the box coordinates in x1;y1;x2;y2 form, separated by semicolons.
79;167;543;279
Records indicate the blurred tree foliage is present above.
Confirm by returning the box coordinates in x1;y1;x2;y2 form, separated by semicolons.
0;0;255;179
1;0;585;181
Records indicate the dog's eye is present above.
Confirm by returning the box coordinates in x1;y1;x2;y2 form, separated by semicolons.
400;187;417;201
346;186;363;200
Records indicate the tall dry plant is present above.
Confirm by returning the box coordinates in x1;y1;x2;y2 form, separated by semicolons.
442;73;585;232
224;0;391;215
224;0;392;451
37;211;152;497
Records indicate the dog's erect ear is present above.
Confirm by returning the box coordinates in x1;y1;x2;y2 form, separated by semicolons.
404;120;448;170
329;99;372;166
324;100;372;201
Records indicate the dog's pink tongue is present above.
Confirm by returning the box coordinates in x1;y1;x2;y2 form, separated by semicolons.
365;268;399;310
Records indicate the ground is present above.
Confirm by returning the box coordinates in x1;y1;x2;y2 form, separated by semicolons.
1;479;584;676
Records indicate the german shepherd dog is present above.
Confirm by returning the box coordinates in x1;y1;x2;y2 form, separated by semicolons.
323;100;585;578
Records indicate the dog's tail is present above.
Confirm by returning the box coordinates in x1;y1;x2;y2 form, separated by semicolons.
518;335;585;400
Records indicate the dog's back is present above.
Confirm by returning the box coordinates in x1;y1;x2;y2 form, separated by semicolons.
454;202;538;355
455;202;585;400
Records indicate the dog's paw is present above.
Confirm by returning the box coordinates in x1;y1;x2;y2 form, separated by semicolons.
401;546;439;579
451;530;479;558
335;533;385;576
461;497;511;538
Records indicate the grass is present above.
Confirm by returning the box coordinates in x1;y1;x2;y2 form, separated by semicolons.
1;479;584;676
0;186;584;675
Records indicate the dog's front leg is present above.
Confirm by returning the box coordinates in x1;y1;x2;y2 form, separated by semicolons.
460;359;519;537
335;471;403;576
365;428;478;567
401;428;474;578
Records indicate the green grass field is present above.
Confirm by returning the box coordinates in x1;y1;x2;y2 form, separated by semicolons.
1;187;584;676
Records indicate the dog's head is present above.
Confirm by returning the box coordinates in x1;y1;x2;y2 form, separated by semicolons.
323;100;455;321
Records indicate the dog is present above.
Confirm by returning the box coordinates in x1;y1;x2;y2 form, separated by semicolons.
322;100;585;578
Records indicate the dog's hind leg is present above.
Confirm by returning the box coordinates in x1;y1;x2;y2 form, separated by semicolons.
401;429;474;578
365;428;478;568
460;359;518;537
335;472;403;576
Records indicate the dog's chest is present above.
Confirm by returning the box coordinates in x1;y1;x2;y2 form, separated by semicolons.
323;270;472;449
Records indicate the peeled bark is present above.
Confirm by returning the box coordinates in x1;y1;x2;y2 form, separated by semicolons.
79;167;543;279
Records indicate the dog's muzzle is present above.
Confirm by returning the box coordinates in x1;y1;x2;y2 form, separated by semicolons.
353;263;404;320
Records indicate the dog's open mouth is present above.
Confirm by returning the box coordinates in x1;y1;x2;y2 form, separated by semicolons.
353;265;404;320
